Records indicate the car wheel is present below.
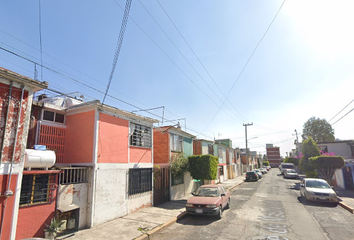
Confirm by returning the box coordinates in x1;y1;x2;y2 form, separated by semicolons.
226;198;230;209
217;206;223;219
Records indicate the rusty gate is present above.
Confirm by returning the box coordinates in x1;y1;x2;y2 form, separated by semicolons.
153;166;170;206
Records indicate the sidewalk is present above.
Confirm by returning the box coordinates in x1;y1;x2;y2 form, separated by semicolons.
335;186;354;213
58;175;245;240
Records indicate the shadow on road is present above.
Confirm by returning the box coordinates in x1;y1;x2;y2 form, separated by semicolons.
288;182;301;190
297;196;338;208
177;214;218;226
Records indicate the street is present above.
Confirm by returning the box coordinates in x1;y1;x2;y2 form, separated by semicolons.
151;170;354;240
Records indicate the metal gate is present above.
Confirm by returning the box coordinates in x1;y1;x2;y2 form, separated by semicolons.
343;166;354;191
153;166;170;206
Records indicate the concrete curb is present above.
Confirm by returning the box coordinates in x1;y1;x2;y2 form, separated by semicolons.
134;212;188;240
339;202;354;214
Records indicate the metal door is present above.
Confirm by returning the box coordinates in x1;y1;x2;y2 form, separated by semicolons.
153;166;170;206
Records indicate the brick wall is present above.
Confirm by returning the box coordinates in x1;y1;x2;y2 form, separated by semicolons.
153;130;169;164
193;141;202;155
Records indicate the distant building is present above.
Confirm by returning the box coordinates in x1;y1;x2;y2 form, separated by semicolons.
266;144;281;167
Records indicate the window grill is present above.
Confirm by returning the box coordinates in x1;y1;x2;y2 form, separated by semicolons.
170;134;183;152
59;167;88;185
128;168;152;195
20;174;56;206
130;123;152;147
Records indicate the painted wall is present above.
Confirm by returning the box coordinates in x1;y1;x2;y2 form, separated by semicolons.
319;143;353;159
130;147;152;163
171;172;194;200
153;130;169;164
183;137;193;156
97;113;129;163
201;141;209;155
0;174;18;240
57;183;88;229
0;82;29;164
92;165;128;226
16;174;58;239
65;110;95;164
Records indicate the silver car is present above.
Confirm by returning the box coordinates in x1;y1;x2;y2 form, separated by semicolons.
284;169;299;179
300;178;338;205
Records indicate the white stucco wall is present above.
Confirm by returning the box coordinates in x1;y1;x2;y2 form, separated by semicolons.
93;167;128;225
58;183;88;229
335;168;345;189
201;142;209;155
128;191;152;213
171;172;194;200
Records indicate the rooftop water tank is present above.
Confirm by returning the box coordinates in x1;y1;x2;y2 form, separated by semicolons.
24;149;56;170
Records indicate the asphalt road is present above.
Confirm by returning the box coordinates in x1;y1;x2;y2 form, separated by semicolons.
150;170;354;240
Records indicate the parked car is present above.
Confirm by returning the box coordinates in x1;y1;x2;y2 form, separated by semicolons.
254;169;263;178
283;169;299;179
186;185;231;219
280;163;295;175
300;178;338;205
245;171;259;181
260;168;267;174
265;166;271;171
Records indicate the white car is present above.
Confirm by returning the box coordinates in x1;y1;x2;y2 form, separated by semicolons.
300;178;338;205
283;169;299;179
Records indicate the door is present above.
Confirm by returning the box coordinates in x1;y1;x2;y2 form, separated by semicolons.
153;166;170;206
343;166;354;191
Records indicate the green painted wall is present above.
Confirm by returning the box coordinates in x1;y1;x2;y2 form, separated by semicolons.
183;137;193;156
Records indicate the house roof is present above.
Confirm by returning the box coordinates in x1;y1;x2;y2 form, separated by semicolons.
0;67;48;91
194;139;214;143
66;100;159;124
157;125;196;138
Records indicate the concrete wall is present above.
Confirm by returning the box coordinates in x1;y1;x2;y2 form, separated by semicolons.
92;165;128;226
319;143;353;159
201;141;209;155
58;183;89;229
183;137;193;156
128;191;152;213
171;172;194;200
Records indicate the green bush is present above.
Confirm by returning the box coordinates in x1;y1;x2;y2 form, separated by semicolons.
188;154;218;180
309;156;344;183
171;153;189;177
283;157;299;166
305;170;318;178
262;161;270;166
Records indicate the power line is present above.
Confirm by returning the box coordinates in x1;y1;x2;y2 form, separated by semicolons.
331;107;354;126
102;0;132;104
204;0;286;129
328;98;354;123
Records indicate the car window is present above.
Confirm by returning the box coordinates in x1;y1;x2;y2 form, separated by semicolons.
305;180;330;189
219;186;225;195
195;187;219;197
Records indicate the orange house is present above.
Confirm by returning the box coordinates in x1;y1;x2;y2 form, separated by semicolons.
27;97;159;233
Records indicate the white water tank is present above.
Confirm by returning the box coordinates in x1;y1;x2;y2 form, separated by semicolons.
24;149;56;169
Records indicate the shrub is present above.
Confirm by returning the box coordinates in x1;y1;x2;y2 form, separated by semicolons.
188;154;218;181
262;161;270;166
305;170;318;178
284;157;299;166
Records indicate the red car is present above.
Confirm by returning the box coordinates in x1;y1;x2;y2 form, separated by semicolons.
185;184;231;219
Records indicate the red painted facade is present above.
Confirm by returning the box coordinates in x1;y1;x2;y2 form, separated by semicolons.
153;129;170;164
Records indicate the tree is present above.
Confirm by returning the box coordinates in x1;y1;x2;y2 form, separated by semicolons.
309;156;344;184
303;117;335;143
299;137;320;176
283;157;299;166
262;161;270;166
188;154;218;181
171;153;189;177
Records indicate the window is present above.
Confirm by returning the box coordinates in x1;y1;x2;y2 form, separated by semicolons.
208;144;214;155
20;174;56;206
42;110;65;124
129;168;152;195
219;166;224;176
170;134;183;152
130;123;152;147
172;174;184;186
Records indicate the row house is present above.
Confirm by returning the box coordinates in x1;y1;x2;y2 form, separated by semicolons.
298;140;354;190
0;67;48;240
153;126;195;203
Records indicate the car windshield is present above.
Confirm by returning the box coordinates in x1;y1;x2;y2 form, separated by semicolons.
195;187;219;197
286;170;297;173
305;180;330;189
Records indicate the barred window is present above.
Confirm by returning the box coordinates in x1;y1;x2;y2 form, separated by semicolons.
20;174;56;206
130;123;152;147
172;174;184;186
59;168;88;185
43;110;65;124
170;134;183;152
129;168;152;195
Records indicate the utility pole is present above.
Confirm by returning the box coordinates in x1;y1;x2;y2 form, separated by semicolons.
244;123;253;171
294;129;299;156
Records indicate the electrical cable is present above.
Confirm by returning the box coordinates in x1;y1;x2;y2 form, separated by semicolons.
103;0;132;104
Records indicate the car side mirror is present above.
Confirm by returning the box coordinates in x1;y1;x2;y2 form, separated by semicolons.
221;193;226;197
191;192;196;196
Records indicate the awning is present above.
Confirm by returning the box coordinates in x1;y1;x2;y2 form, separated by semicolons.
57;204;79;213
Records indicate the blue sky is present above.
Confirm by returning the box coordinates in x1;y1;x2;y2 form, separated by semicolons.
1;0;353;156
